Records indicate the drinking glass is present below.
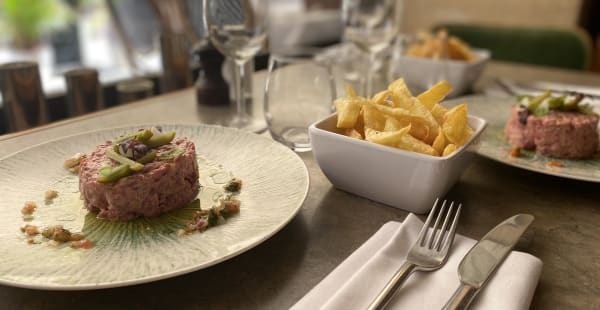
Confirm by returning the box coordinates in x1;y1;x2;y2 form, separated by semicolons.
203;0;268;132
265;55;335;152
342;0;398;96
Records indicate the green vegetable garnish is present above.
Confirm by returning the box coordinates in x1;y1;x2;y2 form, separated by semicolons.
113;129;154;145
158;147;184;160
533;105;549;117
137;150;157;164
97;164;131;183
547;96;565;109
99;166;113;176
97;128;179;182
516;95;534;103
146;131;176;148
106;149;144;171
527;90;551;111
134;129;154;142
563;94;584;111
578;104;595;115
519;91;595;116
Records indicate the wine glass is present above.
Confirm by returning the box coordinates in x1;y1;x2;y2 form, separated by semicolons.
342;0;398;97
203;0;268;132
264;55;335;152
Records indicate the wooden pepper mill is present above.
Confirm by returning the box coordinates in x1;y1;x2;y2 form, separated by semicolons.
194;40;230;105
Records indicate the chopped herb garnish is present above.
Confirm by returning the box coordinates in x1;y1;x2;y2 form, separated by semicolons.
207;208;220;226
224;178;243;192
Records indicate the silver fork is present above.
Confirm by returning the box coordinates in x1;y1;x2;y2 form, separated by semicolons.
367;199;462;310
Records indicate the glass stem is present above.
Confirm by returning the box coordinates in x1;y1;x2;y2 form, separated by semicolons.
366;52;377;97
234;60;247;119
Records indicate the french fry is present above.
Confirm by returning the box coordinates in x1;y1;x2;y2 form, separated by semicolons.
406;29;477;62
417;80;453;110
388;78;413;105
365;126;410;146
363;104;387;131
431;103;449;125
407;119;431;142
334;78;474;157
396;126;439;156
335;98;362;129
368;103;417;121
432;130;447;154
383;114;429;142
390;96;439;144
344;128;363;140
442;143;458;156
388;81;414;109
448;37;476;62
346;84;356;99
354;110;366;137
442;103;471;146
371;90;392;106
383;117;407;132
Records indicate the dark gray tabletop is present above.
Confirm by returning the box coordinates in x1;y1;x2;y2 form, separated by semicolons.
1;62;599;309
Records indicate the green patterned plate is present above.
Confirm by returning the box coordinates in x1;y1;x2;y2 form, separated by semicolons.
447;95;600;182
0;124;309;290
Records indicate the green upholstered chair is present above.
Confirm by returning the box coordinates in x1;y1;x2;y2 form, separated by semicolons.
435;23;593;70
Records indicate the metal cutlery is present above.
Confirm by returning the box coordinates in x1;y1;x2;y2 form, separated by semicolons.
442;214;534;310
495;78;600;99
367;199;462;310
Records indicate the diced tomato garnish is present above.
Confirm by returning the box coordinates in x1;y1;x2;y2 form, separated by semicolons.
548;161;562;167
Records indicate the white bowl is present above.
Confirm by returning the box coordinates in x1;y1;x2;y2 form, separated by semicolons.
309;113;487;214
389;48;490;98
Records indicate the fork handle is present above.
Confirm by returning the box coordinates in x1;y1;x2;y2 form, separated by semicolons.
367;262;416;310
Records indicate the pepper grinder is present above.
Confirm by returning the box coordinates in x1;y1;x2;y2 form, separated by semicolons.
194;40;230;105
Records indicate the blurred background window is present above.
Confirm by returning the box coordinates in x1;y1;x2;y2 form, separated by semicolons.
0;0;138;97
1;0;600;135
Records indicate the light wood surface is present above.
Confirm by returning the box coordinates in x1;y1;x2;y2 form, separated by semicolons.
1;62;599;309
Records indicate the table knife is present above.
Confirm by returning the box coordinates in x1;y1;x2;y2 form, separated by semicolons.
442;214;534;310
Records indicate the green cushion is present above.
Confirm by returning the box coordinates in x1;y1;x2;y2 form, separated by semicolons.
435;24;591;70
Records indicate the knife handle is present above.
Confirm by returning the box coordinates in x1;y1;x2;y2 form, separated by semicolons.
441;284;478;310
367;262;416;310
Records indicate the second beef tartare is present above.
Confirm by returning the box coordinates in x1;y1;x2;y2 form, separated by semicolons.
79;128;200;221
505;91;599;159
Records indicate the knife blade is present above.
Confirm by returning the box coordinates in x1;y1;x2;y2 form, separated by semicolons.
442;214;534;310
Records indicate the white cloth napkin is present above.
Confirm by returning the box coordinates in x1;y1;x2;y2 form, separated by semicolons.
292;214;543;310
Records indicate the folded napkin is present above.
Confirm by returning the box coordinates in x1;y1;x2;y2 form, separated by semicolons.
292;214;543;310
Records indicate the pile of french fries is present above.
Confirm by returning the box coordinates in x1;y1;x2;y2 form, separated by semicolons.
406;29;477;62
334;79;474;157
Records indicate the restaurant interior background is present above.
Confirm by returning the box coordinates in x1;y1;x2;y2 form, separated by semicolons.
0;0;599;135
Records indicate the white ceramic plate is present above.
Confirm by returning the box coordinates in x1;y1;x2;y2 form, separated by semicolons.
447;95;600;182
0;124;309;290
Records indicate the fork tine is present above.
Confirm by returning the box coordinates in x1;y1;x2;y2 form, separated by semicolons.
433;201;454;250
440;203;462;254
417;198;440;246
425;199;447;248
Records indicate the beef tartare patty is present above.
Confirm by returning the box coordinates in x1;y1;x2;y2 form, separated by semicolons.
79;137;200;221
505;106;599;159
